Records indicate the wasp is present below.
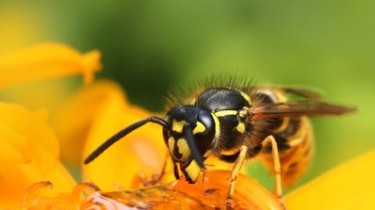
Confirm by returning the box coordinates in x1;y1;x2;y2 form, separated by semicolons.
84;79;355;208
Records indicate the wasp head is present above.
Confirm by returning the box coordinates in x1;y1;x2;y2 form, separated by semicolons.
84;104;217;184
163;105;216;183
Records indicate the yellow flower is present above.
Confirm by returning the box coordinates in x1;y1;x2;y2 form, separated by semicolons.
0;42;373;209
0;102;75;208
0;42;100;209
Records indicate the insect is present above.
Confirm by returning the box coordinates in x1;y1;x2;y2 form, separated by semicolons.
84;79;355;208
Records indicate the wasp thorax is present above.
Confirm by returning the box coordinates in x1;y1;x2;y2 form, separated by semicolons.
162;105;216;182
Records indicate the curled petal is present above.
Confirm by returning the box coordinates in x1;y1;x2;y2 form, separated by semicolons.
0;42;101;90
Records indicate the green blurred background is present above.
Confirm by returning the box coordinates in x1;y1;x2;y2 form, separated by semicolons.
1;0;374;191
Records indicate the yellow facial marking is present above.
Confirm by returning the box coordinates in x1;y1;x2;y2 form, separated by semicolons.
184;160;201;183
168;136;175;152
214;110;238;117
172;120;186;133
193;121;206;134
240;91;252;104
177;138;191;160
236;121;246;133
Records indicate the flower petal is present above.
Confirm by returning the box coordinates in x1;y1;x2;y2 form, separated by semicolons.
0;102;75;208
82;88;171;190
0;42;101;90
285;150;375;209
82;170;283;209
53;80;127;165
20;182;98;209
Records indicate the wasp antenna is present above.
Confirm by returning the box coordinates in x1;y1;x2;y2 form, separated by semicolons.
84;116;169;164
183;126;206;169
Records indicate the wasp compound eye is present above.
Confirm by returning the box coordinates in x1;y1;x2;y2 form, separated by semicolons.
194;110;216;156
197;110;214;135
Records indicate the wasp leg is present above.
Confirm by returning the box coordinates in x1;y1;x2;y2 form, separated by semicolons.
262;135;286;209
139;151;170;187
226;145;248;209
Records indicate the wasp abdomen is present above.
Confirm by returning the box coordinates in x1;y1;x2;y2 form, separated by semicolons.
261;117;314;187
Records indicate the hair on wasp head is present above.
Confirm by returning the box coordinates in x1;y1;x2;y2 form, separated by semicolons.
84;105;216;182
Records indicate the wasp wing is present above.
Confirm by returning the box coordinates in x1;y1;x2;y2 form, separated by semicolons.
253;86;323;100
279;87;323;99
250;101;356;120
